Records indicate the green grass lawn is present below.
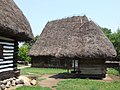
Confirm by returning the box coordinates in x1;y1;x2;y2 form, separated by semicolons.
20;67;66;75
16;86;51;90
56;79;120;90
21;67;120;76
56;68;120;90
19;67;120;90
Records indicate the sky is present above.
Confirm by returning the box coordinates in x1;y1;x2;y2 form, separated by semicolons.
14;0;120;36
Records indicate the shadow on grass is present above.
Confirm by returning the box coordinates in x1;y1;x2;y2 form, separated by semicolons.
49;73;102;80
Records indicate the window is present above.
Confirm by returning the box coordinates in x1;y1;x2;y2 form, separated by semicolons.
72;60;78;68
0;45;3;58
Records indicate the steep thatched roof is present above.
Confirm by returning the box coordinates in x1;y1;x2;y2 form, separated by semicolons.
0;0;33;41
29;15;116;59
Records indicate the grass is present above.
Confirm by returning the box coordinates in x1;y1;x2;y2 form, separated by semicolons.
107;68;120;76
21;67;120;76
56;79;120;90
19;67;120;90
20;67;66;75
16;86;51;90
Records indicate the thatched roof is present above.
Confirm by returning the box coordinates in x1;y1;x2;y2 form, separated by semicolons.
0;0;33;41
29;15;116;59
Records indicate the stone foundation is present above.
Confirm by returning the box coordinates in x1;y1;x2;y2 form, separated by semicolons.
0;76;37;90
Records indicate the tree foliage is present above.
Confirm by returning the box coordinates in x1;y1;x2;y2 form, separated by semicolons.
102;28;112;39
18;43;31;62
102;28;120;60
18;35;39;63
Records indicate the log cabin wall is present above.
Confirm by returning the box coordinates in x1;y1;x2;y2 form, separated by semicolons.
31;56;67;68
0;36;19;80
79;59;106;78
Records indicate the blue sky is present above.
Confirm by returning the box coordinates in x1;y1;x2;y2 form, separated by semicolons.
14;0;120;36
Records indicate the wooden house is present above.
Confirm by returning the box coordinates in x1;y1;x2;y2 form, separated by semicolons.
29;16;116;78
0;0;33;80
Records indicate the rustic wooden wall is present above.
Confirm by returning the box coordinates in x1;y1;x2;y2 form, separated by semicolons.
78;59;106;78
31;56;67;68
0;36;19;80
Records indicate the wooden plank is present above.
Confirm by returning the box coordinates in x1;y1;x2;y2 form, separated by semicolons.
80;68;103;74
0;61;13;65
3;46;14;49
0;42;14;46
80;65;103;68
80;68;102;71
0;68;13;72
4;56;13;59
0;59;3;62
0;64;13;69
0;36;14;41
3;53;14;56
80;60;104;64
3;50;14;53
2;44;14;47
3;48;14;50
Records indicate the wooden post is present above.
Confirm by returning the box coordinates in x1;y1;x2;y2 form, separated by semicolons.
74;60;75;71
13;41;18;70
67;67;69;73
65;59;69;73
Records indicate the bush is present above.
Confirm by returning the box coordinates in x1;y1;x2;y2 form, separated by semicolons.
18;43;31;63
107;68;120;76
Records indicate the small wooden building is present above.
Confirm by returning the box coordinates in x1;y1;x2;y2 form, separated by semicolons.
0;0;33;80
29;16;116;78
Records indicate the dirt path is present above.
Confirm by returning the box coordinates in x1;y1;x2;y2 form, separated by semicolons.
38;74;120;90
38;74;64;90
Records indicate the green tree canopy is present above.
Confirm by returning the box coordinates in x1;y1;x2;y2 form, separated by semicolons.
18;43;31;62
18;35;39;63
102;27;120;61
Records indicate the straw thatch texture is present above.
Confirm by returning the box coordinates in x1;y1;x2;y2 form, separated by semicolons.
0;0;33;41
29;16;116;59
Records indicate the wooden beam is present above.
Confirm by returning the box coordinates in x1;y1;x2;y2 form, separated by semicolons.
0;36;14;41
74;60;75;71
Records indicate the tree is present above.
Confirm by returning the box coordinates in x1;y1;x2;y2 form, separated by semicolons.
102;28;112;40
102;28;120;61
110;29;120;60
18;35;39;63
26;35;39;49
18;43;31;62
